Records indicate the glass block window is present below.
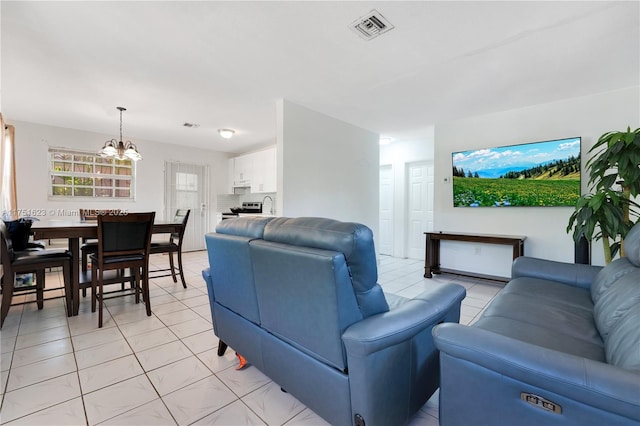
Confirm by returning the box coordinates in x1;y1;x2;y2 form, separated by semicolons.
49;148;135;199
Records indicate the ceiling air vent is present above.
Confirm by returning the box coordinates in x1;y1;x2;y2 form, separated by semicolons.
350;10;394;41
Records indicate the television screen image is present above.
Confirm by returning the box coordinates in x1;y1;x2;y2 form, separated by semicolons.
452;137;581;207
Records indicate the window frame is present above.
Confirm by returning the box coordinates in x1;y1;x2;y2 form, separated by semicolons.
48;147;136;200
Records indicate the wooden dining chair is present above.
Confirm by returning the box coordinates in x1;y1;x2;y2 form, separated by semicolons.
90;212;155;328
80;209;124;297
149;209;190;288
79;209;99;275
80;209;124;272
0;220;73;328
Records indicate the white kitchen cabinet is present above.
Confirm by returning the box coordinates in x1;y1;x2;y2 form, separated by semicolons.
251;146;276;193
233;154;253;187
227;146;276;194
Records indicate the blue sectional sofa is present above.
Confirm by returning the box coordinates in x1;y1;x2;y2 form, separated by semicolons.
433;223;640;426
202;216;466;426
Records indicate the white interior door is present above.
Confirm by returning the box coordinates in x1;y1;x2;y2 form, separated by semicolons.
164;162;209;251
406;161;434;260
379;165;394;256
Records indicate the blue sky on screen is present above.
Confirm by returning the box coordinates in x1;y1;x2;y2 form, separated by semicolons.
452;137;580;177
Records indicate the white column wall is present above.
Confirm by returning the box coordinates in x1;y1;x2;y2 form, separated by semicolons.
277;99;380;238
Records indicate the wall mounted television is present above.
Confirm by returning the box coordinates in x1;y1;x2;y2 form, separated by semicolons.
452;137;581;207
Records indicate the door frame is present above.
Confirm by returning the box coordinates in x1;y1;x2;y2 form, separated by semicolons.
379;164;395;256
164;161;210;251
404;160;434;260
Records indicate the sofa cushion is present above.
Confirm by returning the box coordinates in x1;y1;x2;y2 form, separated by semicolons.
501;277;594;310
206;233;262;324
591;257;637;304
263;217;388;318
593;269;640;339
474;316;606;361
624;221;640;267
250;239;362;370
605;308;640;371
474;277;605;361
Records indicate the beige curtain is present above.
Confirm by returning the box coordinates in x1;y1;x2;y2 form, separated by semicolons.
0;114;18;220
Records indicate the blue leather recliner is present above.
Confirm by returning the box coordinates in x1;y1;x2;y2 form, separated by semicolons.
433;222;640;426
202;217;466;426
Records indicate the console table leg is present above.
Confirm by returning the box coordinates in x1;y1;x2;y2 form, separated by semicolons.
424;237;438;278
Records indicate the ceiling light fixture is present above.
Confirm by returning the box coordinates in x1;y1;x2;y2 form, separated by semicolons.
99;107;142;161
218;128;235;139
379;137;393;145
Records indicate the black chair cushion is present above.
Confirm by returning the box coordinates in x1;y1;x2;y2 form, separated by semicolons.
12;249;71;266
90;253;146;265
81;241;99;252
23;242;46;251
150;242;178;252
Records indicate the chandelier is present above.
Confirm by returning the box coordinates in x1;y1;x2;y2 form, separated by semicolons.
99;107;142;161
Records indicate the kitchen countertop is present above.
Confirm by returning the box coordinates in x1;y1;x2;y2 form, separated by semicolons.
237;213;277;217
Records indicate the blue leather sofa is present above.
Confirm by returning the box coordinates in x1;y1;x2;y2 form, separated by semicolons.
202;217;466;426
433;223;640;426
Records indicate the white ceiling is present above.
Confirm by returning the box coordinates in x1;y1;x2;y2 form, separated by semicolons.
2;1;638;154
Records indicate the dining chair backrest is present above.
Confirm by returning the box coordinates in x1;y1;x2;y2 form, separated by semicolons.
2;218;35;252
171;209;190;241
96;212;155;260
0;220;15;263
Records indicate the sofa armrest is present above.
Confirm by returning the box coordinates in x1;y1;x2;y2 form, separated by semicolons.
433;323;640;422
511;256;602;289
341;284;465;426
202;267;213;298
201;267;218;332
342;284;466;355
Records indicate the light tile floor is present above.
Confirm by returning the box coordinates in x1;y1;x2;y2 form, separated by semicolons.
0;251;503;425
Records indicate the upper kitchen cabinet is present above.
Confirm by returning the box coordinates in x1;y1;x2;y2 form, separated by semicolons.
227;146;276;194
251;146;276;193
234;154;253;187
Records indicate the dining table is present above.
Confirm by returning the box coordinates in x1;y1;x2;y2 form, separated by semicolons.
31;218;184;315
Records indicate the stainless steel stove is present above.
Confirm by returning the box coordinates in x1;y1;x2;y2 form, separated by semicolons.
221;201;263;220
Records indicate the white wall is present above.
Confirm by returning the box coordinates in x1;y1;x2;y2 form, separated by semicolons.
434;86;640;276
10;120;228;231
379;134;434;257
277;99;380;237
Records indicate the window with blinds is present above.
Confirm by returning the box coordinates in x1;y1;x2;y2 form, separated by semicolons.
49;148;135;199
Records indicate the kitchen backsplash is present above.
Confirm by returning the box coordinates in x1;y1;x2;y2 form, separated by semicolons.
217;192;277;214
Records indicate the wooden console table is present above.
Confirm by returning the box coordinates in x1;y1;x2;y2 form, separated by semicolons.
424;231;526;282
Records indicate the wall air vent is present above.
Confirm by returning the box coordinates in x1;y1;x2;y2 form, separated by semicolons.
350;10;394;40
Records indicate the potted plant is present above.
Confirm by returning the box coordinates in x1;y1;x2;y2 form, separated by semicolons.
567;127;640;264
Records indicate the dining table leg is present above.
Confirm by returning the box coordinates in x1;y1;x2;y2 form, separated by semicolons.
68;237;80;315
